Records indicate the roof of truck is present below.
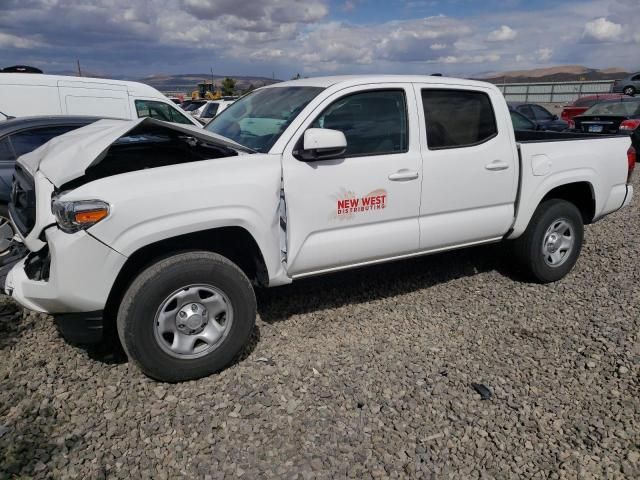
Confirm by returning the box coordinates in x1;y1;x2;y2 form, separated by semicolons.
266;75;497;90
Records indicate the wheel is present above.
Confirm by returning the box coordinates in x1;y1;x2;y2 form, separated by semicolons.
623;86;636;96
117;251;256;382
0;204;15;256
514;199;584;283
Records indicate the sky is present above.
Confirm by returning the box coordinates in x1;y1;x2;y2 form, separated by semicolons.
0;0;638;79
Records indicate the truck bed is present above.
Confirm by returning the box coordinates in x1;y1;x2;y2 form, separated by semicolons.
514;130;620;143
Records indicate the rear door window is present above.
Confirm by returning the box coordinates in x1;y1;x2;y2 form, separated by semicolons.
421;89;497;149
9;126;79;157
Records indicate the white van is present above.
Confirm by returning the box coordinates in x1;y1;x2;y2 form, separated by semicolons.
0;73;201;127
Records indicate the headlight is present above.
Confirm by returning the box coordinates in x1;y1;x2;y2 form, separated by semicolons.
51;199;110;233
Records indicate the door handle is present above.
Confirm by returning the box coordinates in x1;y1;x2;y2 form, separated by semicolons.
485;160;510;171
388;169;419;181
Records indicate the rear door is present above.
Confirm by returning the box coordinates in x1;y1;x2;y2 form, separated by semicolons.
414;85;518;250
282;84;422;276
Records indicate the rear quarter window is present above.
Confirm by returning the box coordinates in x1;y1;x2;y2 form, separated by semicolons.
421;89;497;149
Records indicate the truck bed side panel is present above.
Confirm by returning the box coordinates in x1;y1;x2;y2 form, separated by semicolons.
509;136;631;238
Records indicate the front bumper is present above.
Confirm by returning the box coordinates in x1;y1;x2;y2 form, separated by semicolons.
4;226;127;314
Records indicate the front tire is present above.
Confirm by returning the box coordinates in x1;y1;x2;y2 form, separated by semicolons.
514;199;584;283
117;251;256;382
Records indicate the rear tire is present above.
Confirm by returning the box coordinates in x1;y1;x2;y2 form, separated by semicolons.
117;251;256;382
514;199;584;283
623;86;636;96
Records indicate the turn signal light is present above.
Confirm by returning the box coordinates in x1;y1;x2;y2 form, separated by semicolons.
74;209;109;224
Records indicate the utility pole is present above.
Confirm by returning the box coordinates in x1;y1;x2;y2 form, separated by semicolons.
77;59;82;77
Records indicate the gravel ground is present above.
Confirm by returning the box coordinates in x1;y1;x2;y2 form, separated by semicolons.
1;176;639;479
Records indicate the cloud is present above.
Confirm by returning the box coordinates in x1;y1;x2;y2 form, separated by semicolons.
436;53;501;64
0;32;41;49
487;25;517;42
0;0;638;79
536;48;553;61
180;0;328;24
582;17;623;42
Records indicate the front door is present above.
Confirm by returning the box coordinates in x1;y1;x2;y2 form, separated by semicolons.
282;85;422;276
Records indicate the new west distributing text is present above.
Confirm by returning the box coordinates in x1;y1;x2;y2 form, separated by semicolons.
337;193;387;216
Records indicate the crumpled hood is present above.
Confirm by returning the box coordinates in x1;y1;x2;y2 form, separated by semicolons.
18;117;249;187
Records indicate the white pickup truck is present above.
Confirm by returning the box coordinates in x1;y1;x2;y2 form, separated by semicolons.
5;75;635;382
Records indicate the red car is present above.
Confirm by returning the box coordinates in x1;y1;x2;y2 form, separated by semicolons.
561;94;626;122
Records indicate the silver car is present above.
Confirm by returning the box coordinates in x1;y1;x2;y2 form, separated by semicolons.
612;72;640;96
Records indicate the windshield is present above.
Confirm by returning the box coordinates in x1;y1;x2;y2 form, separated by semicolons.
205;86;324;152
584;101;640;116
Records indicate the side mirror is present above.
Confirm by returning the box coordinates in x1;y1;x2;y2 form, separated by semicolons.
295;128;347;161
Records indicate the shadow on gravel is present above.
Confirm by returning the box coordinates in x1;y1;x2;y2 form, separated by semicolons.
257;242;526;323
0;299;28;352
72;316;261;370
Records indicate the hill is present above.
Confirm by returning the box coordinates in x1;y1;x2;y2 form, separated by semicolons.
136;73;281;92
480;65;629;83
45;70;280;92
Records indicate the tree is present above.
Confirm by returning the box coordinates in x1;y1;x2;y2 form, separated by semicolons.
221;77;236;96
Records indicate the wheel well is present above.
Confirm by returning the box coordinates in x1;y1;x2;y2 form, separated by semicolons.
541;182;595;224
103;227;268;331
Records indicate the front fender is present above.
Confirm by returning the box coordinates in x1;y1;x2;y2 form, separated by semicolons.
60;154;287;284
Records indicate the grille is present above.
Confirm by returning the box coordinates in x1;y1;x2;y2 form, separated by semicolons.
9;165;37;237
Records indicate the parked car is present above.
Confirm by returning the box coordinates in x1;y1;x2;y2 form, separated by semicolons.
0;73;200;127
191;99;235;124
612;72;640;96
571;97;640;152
0;116;110;254
560;94;627;122
510;109;537;130
508;102;569;131
5;75;634;382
